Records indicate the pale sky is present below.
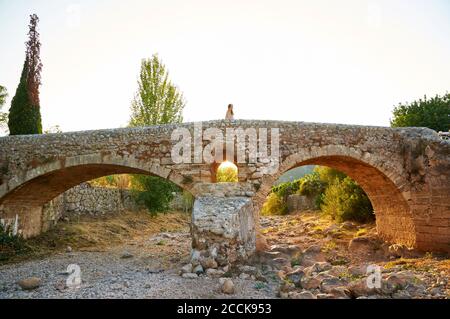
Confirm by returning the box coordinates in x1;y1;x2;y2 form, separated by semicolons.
0;0;449;134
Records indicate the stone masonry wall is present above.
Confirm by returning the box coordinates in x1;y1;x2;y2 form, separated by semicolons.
287;194;317;212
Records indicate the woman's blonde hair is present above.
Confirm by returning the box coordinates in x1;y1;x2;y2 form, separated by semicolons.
227;104;234;115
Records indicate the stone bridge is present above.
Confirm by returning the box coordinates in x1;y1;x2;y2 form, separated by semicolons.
0;120;449;262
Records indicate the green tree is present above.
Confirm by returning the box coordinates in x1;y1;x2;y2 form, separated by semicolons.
129;54;185;127
390;93;450;132
129;54;186;215
8;14;43;135
0;85;7;106
131;175;180;215
314;166;346;185
321;177;374;223
0;85;8;132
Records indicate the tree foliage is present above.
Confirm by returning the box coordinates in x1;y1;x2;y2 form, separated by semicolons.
265;166;374;222
129;54;185;127
321;177;374;223
261;192;288;216
131;175;179;216
390;93;450;132
0;85;8;133
129;54;185;214
8;14;43;135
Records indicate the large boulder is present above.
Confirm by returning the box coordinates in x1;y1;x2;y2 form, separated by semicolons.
17;277;41;290
300;245;326;266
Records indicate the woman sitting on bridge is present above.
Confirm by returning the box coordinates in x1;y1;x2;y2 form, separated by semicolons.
225;104;234;120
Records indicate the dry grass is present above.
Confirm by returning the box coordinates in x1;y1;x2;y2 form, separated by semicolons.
1;210;190;265
383;255;450;275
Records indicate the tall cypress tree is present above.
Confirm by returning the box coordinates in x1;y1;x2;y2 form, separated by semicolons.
8;14;43;135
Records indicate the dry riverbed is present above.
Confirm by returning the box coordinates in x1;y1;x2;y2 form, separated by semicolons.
0;210;448;299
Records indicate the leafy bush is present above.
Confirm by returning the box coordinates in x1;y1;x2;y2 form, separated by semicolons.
181;190;195;213
131;175;180;216
390;93;450;132
314;166;346;185
261;192;287;216
0;223;30;261
297;172;326;198
264;166;375;222
321;177;374;223
272;179;301;199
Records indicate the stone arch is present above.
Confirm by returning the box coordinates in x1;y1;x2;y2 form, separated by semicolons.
0;152;191;208
254;145;416;247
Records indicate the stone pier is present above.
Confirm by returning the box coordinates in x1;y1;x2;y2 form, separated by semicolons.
189;183;256;264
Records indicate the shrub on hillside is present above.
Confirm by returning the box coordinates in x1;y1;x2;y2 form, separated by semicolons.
314;166;346;185
297;172;326;197
321;177;374;223
261;192;287;216
272;179;301;200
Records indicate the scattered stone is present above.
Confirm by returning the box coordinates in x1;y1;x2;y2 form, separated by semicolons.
300;276;321;290
392;290;412;299
181;263;193;274
17;277;41;291
256;234;269;252
328;287;351;299
348;236;381;254
120;252;134;259
66;246;72;253
311;262;332;273
324;224;339;234
54;280;66;292
161;232;176;239
270;257;290;269
348;264;368;276
206;268;225;278
328;266;348;277
316;293;335;299
181;273;198;279
220;278;235;294
348;278;379;297
201;258;218;269
239;265;257;275
269;244;301;256
193;264;204;275
341;221;356;230
300;245;326;266
288;291;316;299
384;271;419;293
190;249;201;263
285;267;305;286
239;273;251;280
278;281;296;293
320;276;348;293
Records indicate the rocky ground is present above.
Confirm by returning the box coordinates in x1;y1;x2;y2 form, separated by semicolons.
254;212;449;299
0;211;448;299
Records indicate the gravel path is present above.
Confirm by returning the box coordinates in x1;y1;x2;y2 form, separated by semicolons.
0;232;277;299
